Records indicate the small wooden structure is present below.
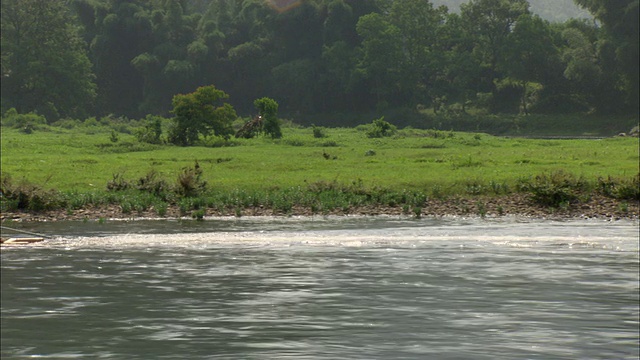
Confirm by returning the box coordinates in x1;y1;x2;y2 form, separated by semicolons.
0;226;48;245
1;236;45;245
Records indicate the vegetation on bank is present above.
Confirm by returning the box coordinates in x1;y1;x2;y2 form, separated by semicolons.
2;0;637;123
3;0;637;220
1;115;638;219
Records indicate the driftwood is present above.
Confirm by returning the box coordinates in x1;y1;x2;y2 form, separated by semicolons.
235;115;263;139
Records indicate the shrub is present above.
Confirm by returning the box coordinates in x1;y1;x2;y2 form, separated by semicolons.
0;175;63;212
312;124;327;138
192;209;205;220
598;174;640;200
135;115;164;144
319;140;339;147
110;131;119;143
1;108;47;131
175;161;207;197
106;173;131;191
155;202;168;217
522;170;589;208
254;97;281;139
136;170;169;198
83;117;100;127
52;118;82;129
367;117;397;138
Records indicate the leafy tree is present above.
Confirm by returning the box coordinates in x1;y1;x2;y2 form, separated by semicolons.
366;117;397;138
1;0;96;120
434;12;483;112
355;13;403;108
559;23;624;113
135;115;165;144
356;1;449;109
387;0;448;106
271;59;318;113
132;0;207;115
254;97;281;139
323;0;355;45
168;85;237;146
85;0;154;117
502;14;559;114
573;0;638;111
317;0;377;112
196;0;275;113
460;0;530;110
319;40;360;111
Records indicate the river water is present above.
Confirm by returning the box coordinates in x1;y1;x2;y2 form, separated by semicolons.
1;216;638;359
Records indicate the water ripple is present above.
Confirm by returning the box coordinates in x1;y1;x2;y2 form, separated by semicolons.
2;218;638;359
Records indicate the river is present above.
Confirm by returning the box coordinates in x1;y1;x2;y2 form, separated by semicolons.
1;216;638;359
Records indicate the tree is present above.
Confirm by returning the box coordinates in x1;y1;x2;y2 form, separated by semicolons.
84;0;154;117
460;0;530;110
435;12;483;112
573;0;638;111
355;13;403;108
132;0;207;115
355;1;449;109
559;23;625;113
254;97;281;139
387;0;448;106
196;0;275;113
1;0;96;120
168;85;237;146
318;40;360;111
502;14;559;114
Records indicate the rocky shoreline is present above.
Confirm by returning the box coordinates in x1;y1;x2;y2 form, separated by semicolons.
2;194;637;222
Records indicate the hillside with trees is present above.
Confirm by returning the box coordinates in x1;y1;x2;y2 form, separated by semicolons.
1;0;637;129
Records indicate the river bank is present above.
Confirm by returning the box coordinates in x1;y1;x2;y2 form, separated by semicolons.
2;194;637;223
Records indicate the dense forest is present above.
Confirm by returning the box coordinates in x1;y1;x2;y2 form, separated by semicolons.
432;0;592;22
1;0;638;125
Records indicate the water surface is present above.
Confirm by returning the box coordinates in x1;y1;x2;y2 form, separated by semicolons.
2;217;638;359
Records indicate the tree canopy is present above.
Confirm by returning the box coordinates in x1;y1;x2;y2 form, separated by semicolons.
1;0;96;120
1;0;637;123
168;85;236;146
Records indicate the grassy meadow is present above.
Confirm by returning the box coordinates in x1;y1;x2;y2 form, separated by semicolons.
1;120;638;216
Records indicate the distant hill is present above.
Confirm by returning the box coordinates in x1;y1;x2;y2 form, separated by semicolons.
432;0;593;22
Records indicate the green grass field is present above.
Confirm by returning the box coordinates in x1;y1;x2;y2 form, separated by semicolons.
2;124;638;192
1;122;638;215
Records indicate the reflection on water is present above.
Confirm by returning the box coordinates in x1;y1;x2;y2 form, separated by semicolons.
1;217;639;359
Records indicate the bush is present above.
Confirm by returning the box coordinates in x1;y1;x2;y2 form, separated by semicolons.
136;170;169;198
521;170;589;208
0;175;64;212
1;108;47;132
135;115;164;144
175;161;207;197
83;117;100;127
367;117;397;138
598;174;640;200
52;118;82;129
311;124;327;138
254;97;281;139
106;173;131;191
